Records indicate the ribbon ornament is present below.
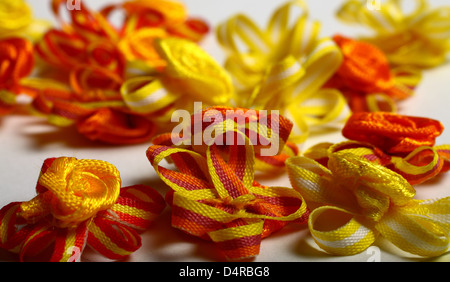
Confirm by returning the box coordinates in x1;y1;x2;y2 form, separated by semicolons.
0;157;165;262
217;0;350;144
146;107;309;260
336;0;450;68
286;152;450;257
303;112;450;185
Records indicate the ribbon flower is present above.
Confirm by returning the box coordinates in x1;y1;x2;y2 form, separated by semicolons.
217;0;349;143
0;157;165;262
324;35;421;113
286;152;450;257
304;112;450;185
146;107;308;260
337;0;450;68
27;0;211;144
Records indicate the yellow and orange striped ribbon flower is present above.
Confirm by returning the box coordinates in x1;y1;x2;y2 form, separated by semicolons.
337;0;450;68
0;157;165;262
324;35;421;113
217;0;350;144
151;106;299;172
303;112;450;185
146;107;309;260
286;152;450;257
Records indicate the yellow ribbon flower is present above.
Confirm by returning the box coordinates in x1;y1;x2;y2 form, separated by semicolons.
286;152;450;257
337;0;450;68
217;0;350;143
121;37;234;125
0;0;51;41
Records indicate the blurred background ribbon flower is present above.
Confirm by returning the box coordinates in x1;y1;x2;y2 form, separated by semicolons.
0;157;165;262
286;152;450;257
24;0;211;144
0;0;51;41
324;35;422;113
336;0;450;68
217;0;350;144
0;37;35;114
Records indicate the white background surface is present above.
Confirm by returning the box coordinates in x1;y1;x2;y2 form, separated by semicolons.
1;0;450;262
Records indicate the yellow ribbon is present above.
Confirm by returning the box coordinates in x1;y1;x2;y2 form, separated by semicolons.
0;0;51;41
121;37;234;124
217;0;350;144
286;152;450;257
337;0;450;68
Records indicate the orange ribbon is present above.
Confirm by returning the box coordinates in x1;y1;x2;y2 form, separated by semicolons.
0;157;165;262
27;0;209;144
0;37;34;114
324;35;421;112
304;112;450;185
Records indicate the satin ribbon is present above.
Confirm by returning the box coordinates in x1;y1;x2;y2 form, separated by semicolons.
217;0;350;144
146;107;308;260
286;152;450;257
303;112;450;185
336;0;450;68
324;35;421;113
0;0;51;41
0;37;35;114
0;157;165;262
151;106;299;172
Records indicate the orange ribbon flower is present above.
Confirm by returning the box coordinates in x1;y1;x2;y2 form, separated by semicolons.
0;157;165;262
304;112;450;185
324;35;421;112
0;37;34;114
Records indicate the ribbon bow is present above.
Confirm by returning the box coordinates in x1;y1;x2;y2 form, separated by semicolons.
0;157;165;262
304;112;450;185
286;152;450;257
324;35;421;113
337;0;450;68
217;0;350;143
146;107;308;260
